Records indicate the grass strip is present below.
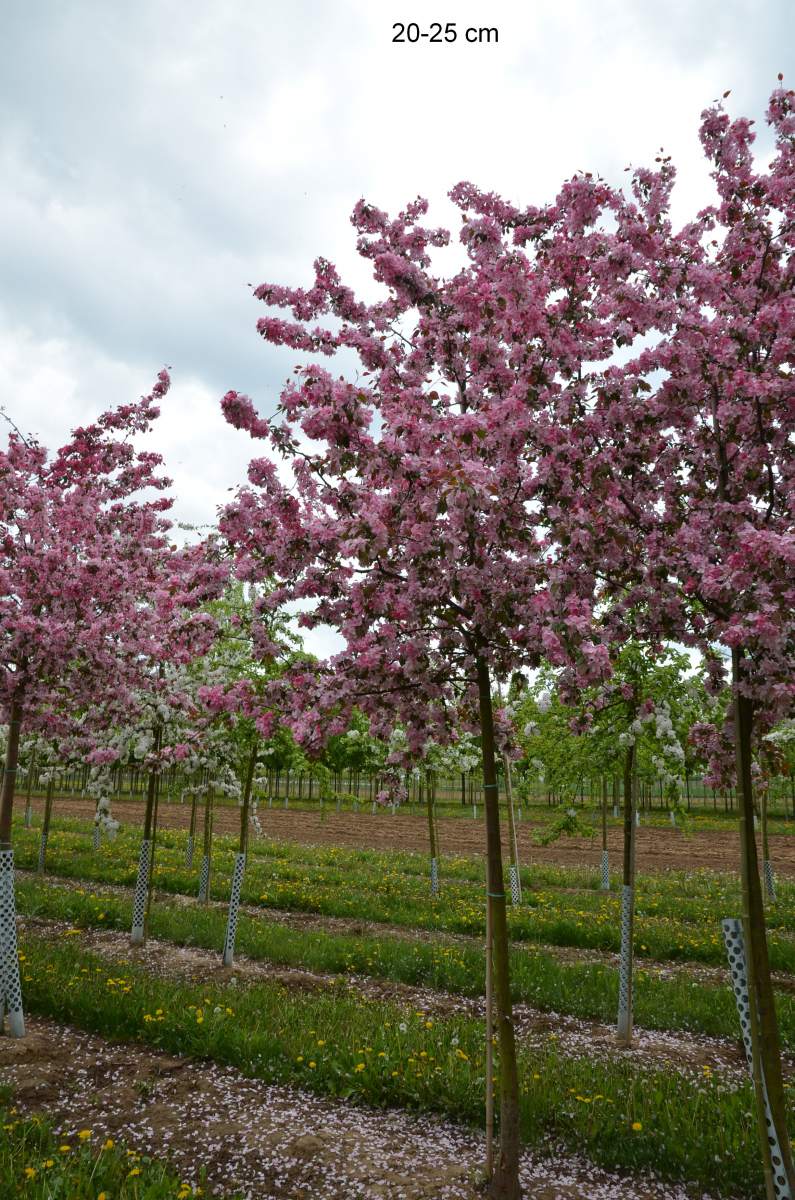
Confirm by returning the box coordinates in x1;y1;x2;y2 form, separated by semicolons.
14;821;795;971
17;875;790;1049
15;927;779;1198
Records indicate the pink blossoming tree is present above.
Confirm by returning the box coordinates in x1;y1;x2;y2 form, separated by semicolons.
0;373;176;1036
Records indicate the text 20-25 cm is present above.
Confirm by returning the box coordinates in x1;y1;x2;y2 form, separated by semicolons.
392;23;499;44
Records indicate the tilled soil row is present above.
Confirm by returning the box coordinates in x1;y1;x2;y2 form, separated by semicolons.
25;794;795;877
19;914;756;1084
0;1016;715;1200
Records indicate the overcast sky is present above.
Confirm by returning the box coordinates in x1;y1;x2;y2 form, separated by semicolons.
1;0;790;654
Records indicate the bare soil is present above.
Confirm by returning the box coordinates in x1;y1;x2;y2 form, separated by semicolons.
0;1016;718;1200
20;914;755;1084
26;795;795;876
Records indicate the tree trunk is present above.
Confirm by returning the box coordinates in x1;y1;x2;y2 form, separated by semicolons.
131;724;162;945
476;654;520;1200
198;788;215;903
0;694;23;846
760;781;776;903
38;780;54;874
223;746;256;967
733;648;795;1197
425;770;439;896
600;776;610;890
186;788;198;869
617;743;636;1044
503;754;522;904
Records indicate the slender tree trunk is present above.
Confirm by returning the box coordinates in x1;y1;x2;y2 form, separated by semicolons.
733;648;795;1197
425;773;439;895
760;783;776;903
186;788;198;869
0;694;23;847
198;788;215;903
23;753;35;830
503;754;522;904
617;743;636;1045
485;886;494;1178
131;724;162;945
144;762;162;935
600;776;610;890
476;654;520;1200
38;780;54;874
223;745;256;966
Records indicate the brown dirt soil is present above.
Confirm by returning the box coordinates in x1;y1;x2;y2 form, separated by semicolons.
27;795;795;876
20;915;754;1083
0;1019;712;1200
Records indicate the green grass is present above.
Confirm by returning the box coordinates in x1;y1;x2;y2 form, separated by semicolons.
0;1089;220;1199
13;816;795;971
17;874;794;1050
15;928;781;1198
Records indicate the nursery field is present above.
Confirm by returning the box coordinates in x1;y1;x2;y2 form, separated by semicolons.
20;792;795;877
2;807;794;1199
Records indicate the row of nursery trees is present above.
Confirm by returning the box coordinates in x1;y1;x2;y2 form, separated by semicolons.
1;86;794;1200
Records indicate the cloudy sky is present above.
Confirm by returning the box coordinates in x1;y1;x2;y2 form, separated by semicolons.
0;0;789;650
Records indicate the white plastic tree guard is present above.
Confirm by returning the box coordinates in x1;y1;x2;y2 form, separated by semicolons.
617;883;634;1042
222;852;246;967
130;838;151;945
722;917;791;1200
0;849;25;1037
197;854;210;903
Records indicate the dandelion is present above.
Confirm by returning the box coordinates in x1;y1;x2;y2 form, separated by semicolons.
24;1167;37;1180
78;1129;92;1140
354;1062;365;1072
632;1121;643;1132
59;1144;71;1154
103;1138;115;1150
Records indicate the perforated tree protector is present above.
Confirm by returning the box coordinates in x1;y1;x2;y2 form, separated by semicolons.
185;835;194;870
764;859;777;903
0;850;25;1037
198;854;210;902
130;838;151;944
430;856;439;896
617;884;633;1039
600;850;610;891
509;863;521;904
222;852;247;967
722;918;791;1200
36;831;48;873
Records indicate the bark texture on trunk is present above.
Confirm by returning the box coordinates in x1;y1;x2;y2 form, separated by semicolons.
476;654;521;1200
733;648;795;1198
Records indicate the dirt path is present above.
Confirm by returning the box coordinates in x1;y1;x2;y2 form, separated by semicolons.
28;794;795;876
19;915;755;1085
0;1016;718;1200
